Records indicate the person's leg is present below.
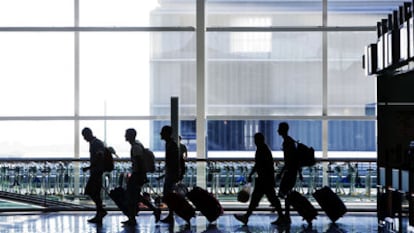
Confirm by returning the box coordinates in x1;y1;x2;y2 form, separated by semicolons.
275;170;297;226
160;175;175;223
86;173;106;224
283;171;297;220
124;173;139;226
234;185;263;225
265;187;283;216
138;192;161;222
246;187;263;217
284;193;291;222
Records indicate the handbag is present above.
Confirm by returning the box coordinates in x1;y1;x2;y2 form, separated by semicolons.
237;183;252;203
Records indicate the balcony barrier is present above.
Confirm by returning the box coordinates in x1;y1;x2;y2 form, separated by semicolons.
0;157;377;212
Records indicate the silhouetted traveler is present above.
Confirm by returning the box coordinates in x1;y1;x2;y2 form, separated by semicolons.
159;125;180;224
122;128;161;226
275;122;300;226
81;127;107;224
179;135;187;181
234;132;285;225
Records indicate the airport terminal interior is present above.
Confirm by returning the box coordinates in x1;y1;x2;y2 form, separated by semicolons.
2;0;414;232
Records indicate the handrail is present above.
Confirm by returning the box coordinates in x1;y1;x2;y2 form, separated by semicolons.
0;156;376;163
0;156;378;213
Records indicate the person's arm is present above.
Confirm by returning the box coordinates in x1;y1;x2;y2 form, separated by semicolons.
89;140;105;171
248;164;256;182
248;150;259;182
276;165;285;180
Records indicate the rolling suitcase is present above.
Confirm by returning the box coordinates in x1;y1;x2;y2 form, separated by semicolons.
312;186;347;223
287;191;317;223
186;186;223;222
163;192;196;223
107;186;129;216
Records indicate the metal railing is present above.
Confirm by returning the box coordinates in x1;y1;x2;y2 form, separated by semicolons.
0;157;377;211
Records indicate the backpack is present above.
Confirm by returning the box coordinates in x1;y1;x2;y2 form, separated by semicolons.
142;147;156;173
296;141;316;167
103;147;115;172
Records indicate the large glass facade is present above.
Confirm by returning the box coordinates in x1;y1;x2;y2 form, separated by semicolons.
0;0;403;160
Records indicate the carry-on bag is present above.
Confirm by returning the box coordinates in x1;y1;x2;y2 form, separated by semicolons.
312;186;347;223
186;186;223;222
107;186;129;216
163;192;196;222
287;190;317;223
237;183;252;203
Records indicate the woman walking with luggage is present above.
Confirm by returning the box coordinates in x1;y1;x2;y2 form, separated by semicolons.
234;132;285;225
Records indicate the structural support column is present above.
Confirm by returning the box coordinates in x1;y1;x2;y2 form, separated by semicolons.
322;0;329;186
196;0;207;188
73;0;81;197
171;97;180;146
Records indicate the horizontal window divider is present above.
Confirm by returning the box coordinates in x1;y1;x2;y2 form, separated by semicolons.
378;102;414;106
0;116;171;121
0;26;376;32
0;115;376;121
0;156;376;163
0;26;195;32
206;115;376;120
207;26;376;32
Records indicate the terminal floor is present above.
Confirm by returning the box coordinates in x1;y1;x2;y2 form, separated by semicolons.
0;211;388;233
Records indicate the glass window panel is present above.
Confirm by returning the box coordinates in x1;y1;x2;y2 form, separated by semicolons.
328;12;393;27
80;32;196;116
328;1;407;26
80;120;152;158
0;0;73;26
328;120;376;154
327;31;377;116
80;120;188;158
152;120;196;154
0;33;74;116
206;120;322;158
207;32;323;116
207;1;322;27
0;121;74;158
80;0;195;27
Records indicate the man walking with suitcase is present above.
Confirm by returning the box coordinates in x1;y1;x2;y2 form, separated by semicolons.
81;127;107;224
123;128;161;226
159;125;181;224
275;122;301;226
234;133;285;225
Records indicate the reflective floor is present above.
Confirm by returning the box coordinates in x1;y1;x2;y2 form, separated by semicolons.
0;211;384;233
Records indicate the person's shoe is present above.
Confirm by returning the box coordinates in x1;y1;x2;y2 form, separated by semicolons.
153;208;161;223
160;215;174;224
121;219;129;224
87;216;102;224
271;215;291;226
122;219;137;226
271;218;280;225
234;214;248;225
98;210;107;218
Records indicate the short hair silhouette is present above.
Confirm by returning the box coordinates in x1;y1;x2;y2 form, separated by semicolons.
279;122;289;132
82;127;93;136
254;132;265;144
126;128;137;138
161;125;173;136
